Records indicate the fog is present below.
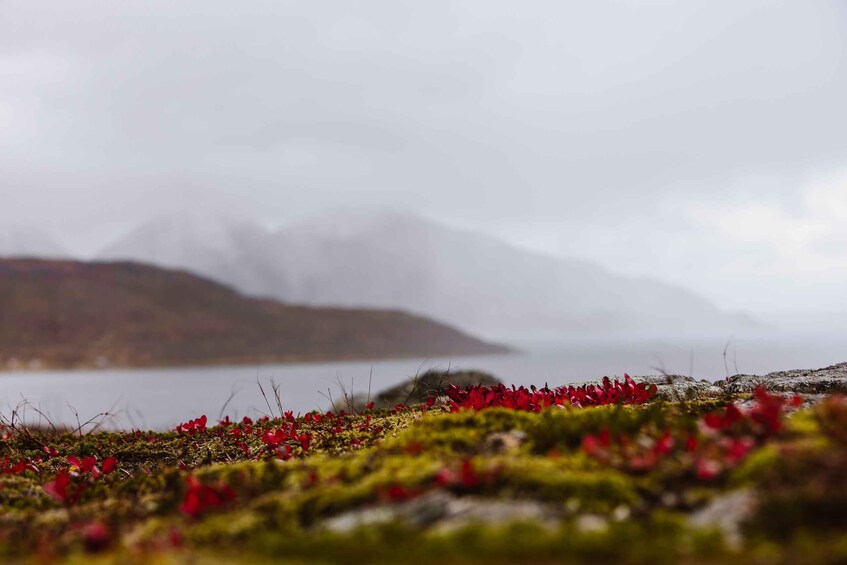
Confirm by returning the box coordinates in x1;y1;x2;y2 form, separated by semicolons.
2;0;847;337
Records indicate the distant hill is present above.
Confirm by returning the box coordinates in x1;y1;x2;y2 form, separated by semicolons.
100;211;756;339
0;259;509;370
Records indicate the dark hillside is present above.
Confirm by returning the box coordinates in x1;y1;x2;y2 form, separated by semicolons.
0;258;509;369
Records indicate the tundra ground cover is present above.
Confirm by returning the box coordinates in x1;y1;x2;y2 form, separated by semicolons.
0;376;846;563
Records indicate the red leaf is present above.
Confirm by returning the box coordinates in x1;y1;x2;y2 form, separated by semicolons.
655;432;675;456
82;521;111;552
102;457;118;474
685;435;698;452
696;459;721;481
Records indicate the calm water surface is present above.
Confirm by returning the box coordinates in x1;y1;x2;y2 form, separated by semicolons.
1;335;843;430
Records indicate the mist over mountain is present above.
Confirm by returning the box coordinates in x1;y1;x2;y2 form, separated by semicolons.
0;225;67;259
98;211;755;340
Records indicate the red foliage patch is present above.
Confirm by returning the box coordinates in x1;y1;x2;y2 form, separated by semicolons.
444;375;657;412
43;470;87;505
581;387;797;480
1;455;40;476
435;459;495;490
175;415;207;434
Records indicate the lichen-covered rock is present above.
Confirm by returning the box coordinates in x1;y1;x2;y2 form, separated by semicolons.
631;374;725;401
719;362;847;395
628;362;847;403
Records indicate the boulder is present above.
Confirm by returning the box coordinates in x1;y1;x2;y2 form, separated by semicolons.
332;369;501;412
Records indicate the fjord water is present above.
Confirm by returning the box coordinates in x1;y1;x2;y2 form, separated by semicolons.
1;335;844;431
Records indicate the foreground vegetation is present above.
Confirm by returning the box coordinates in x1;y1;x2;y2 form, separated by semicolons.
1;376;846;563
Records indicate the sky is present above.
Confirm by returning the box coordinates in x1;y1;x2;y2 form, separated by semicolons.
2;0;846;318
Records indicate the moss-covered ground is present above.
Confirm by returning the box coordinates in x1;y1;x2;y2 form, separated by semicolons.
1;382;846;564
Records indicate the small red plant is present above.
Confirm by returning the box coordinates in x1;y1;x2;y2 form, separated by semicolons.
101;457;119;474
175;415;208;434
180;475;235;519
65;455;119;478
380;484;420;501
43;470;87;505
434;459;494;490
2;455;39;476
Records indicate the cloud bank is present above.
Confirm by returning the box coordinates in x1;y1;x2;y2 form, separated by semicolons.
1;0;845;316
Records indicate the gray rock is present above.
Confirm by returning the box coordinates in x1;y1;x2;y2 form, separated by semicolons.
719;362;847;395
321;490;557;534
322;491;454;532
689;489;756;548
574;514;609;533
628;362;847;401
433;496;558;534
633;374;726;401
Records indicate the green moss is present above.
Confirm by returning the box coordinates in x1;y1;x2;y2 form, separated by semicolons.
1;394;845;562
495;457;637;512
785;409;821;437
730;444;780;487
187;510;263;544
525;404;672;453
381;409;536;454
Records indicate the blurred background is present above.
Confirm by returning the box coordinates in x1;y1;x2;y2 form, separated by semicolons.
1;1;845;428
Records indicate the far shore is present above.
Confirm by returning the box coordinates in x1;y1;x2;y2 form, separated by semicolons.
0;348;520;375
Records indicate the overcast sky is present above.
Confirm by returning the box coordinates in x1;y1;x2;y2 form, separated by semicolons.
2;0;846;316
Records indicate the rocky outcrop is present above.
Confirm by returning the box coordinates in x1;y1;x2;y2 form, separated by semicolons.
720;362;847;395
633;374;725;401
374;370;501;406
631;362;847;402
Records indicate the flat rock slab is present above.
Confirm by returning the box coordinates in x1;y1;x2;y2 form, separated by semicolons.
720;362;847;395
321;491;556;534
633;374;725;401
630;362;847;400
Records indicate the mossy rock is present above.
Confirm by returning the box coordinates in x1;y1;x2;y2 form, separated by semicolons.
334;370;501;412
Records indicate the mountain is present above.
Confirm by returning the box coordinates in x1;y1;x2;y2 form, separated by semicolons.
99;211;755;339
0;225;67;258
0;258;509;370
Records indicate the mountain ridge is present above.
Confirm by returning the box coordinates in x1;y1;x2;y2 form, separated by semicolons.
99;211;756;339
